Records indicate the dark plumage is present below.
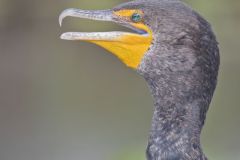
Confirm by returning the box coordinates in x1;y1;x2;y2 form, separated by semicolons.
60;0;220;159
124;1;220;159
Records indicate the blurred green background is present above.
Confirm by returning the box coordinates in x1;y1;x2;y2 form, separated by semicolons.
0;0;239;160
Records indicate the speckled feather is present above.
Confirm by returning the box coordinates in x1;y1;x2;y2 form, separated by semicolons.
115;0;219;160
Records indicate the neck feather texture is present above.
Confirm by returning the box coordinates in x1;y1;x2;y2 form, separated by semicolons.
137;17;219;159
144;70;214;160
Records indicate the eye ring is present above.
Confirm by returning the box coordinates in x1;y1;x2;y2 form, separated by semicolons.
131;13;142;23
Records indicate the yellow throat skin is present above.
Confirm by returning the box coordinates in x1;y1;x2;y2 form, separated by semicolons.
59;9;153;69
91;23;153;69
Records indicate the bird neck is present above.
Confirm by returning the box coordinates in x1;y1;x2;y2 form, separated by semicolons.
144;75;209;160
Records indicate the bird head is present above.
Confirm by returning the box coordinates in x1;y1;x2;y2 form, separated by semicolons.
59;0;218;79
59;0;155;69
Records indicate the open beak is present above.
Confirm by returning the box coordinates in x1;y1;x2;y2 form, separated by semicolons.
59;9;121;41
59;8;153;69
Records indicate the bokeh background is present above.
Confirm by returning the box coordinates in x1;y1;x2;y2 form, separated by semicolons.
0;0;240;160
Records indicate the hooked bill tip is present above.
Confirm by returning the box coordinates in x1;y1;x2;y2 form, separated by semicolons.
59;8;74;27
59;12;65;27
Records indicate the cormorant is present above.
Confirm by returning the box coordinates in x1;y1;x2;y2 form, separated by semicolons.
59;0;219;159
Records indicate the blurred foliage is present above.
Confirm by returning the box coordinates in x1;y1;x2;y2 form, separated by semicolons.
0;0;240;160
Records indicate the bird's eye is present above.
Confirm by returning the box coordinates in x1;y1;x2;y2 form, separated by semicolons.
131;13;142;23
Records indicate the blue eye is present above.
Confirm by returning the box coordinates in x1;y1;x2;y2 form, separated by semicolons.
131;13;142;22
